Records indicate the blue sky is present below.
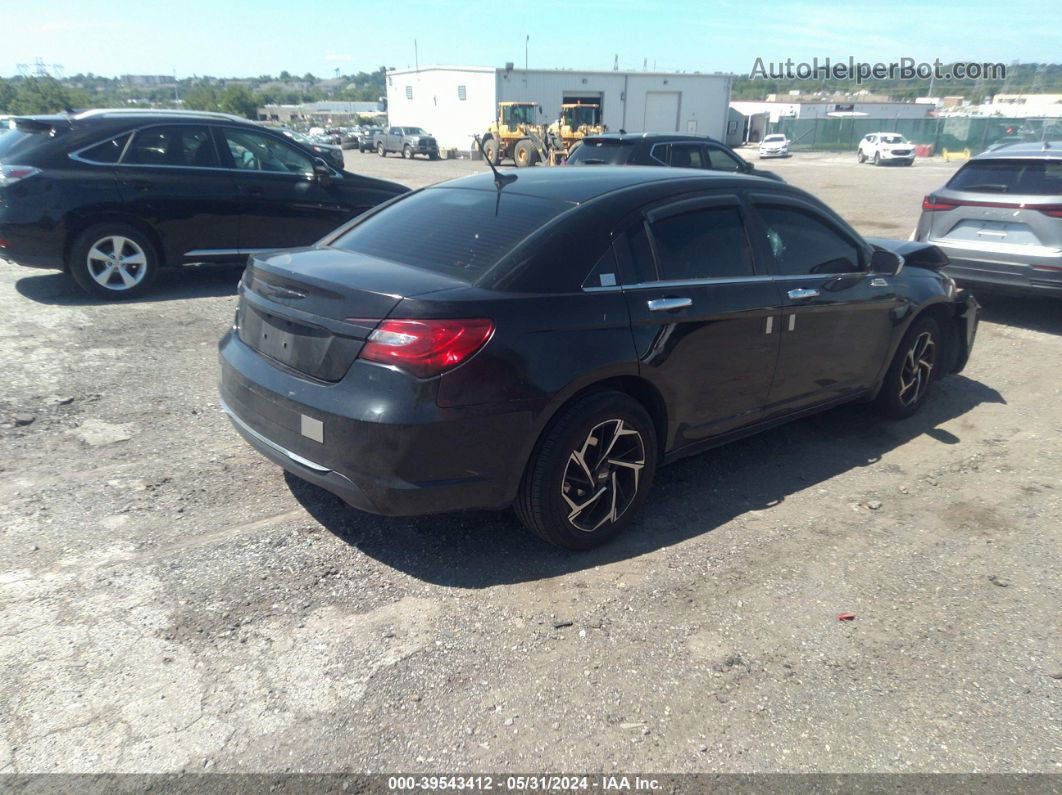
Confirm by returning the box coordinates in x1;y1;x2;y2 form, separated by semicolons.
3;0;1056;79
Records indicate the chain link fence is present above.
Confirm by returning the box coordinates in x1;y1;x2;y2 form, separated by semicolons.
770;116;1062;155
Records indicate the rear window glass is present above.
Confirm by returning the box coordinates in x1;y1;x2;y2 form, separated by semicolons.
330;187;570;280
0;128;51;160
947;159;1062;196
567;140;633;165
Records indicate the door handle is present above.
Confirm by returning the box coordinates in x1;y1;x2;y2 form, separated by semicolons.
787;288;819;300
119;179;152;192
647;297;692;312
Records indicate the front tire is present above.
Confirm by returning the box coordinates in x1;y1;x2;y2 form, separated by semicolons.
377;142;386;157
874;315;941;419
515;391;658;550
873;152;881;166
403;145;413;159
482;137;500;166
514;139;535;167
69;224;159;299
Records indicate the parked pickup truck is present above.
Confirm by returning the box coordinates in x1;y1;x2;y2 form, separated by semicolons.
375;127;440;160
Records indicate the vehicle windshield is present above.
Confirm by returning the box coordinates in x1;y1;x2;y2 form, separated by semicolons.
763;135;786;143
287;131;312;145
330;187;571;280
562;106;599;128
504;105;537;126
402;127;427;136
947;159;1062;195
566;139;633;165
880;134;908;144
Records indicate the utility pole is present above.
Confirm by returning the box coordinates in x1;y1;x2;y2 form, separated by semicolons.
525;35;529;74
414;40;419;72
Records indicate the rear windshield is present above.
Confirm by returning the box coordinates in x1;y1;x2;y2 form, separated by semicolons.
567;140;634;165
330;187;570;280
947;158;1062;195
0;128;52;160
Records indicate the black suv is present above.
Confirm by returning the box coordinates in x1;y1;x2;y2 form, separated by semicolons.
0;110;407;298
567;133;782;181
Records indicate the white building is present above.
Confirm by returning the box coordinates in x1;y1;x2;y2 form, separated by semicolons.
385;65;734;151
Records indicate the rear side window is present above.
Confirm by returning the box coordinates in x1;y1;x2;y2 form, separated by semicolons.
755;205;862;276
125;126;218;167
669;144;706;169
330;188;570;280
649;206;754;281
78;134;131;164
947;159;1062;195
567;140;634;165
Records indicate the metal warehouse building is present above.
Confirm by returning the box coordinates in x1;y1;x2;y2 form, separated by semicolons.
385;65;734;152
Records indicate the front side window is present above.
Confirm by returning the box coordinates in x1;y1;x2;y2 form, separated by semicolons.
222;128;312;174
649;206;754;281
125;126;217;167
503;105;536;126
705;144;745;172
755;205;862;276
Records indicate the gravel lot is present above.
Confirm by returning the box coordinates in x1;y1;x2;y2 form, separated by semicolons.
1;151;1059;774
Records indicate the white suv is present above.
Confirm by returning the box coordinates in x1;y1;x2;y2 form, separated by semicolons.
758;134;790;159
857;133;915;166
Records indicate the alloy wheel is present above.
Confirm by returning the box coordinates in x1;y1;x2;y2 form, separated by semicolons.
898;331;936;407
86;235;148;291
561;419;645;533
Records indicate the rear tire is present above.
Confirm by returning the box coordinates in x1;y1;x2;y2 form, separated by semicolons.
858;150;866;163
377;142;386;157
874;315;942;419
69;223;159;300
873;152;881;166
515;391;658;550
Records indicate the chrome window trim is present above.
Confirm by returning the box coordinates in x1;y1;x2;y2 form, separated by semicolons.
581;272;871;293
583;274;775;292
68;132;134;166
649;143;669;166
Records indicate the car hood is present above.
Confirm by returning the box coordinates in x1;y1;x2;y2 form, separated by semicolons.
864;237;949;271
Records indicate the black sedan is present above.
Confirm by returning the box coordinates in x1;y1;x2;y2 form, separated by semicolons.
219;167;978;550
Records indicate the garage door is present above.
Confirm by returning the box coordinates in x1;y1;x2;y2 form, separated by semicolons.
643;91;680;132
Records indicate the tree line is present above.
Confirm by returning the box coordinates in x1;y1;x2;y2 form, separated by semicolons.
0;68;389;117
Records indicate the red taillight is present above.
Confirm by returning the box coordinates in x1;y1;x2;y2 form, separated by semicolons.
358;318;494;378
922;195;958;211
1038;206;1062;218
0;165;42;185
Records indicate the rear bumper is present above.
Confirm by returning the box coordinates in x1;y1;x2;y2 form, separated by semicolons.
0;220;66;270
218;331;536;516
932;244;1062;295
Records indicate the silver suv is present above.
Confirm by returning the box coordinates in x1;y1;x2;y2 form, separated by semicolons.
913;142;1062;295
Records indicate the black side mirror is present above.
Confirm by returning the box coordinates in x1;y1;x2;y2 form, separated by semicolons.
870;248;903;275
313;157;333;186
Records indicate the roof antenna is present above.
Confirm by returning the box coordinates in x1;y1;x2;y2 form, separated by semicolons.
473;134;517;189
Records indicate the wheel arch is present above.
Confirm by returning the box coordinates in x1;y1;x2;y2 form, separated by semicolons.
870;297;961;399
63;212;167;271
517;373;669;488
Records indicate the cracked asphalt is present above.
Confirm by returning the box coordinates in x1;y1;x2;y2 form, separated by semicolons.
0;151;1059;774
